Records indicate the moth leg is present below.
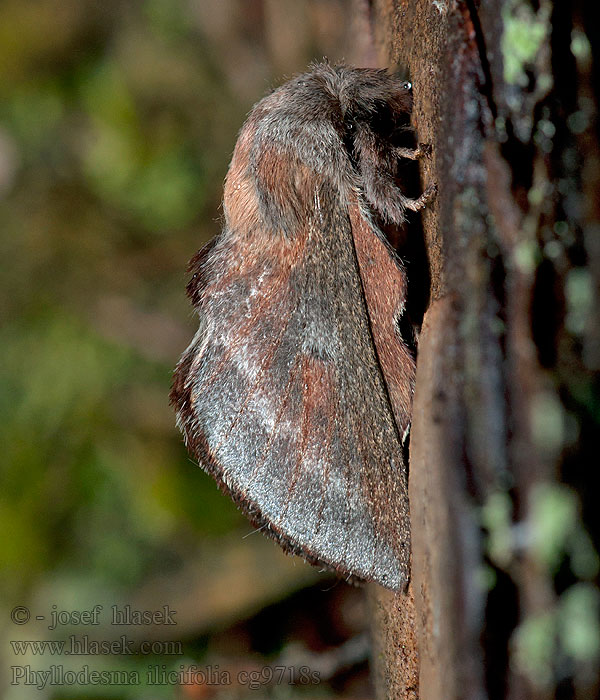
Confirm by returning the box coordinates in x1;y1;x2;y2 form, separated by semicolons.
353;124;412;224
403;183;438;212
354;124;437;222
393;143;432;160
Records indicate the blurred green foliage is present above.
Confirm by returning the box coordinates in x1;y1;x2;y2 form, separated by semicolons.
0;0;251;606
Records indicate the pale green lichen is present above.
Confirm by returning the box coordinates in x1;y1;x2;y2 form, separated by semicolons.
513;611;556;687
502;0;550;87
570;29;591;63
565;268;593;335
482;492;514;568
530;391;566;457
529;482;599;579
529;483;576;571
513;583;600;687
560;584;600;662
513;239;540;273
571;529;600;580
484;482;600;686
527;180;548;207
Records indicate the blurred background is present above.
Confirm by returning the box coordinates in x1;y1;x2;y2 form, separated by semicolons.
0;1;375;698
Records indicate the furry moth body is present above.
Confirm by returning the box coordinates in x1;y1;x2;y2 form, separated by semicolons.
171;63;435;590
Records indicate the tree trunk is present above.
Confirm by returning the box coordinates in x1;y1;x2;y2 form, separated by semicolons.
362;1;600;698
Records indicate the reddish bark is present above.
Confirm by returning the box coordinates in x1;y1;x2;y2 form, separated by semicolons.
363;1;600;698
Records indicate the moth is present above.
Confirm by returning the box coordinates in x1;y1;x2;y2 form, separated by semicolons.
171;63;435;590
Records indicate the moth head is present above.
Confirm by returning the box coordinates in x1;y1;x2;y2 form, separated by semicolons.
266;64;413;134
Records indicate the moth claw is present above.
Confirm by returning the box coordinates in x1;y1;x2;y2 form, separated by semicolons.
393;143;433;161
404;182;438;212
418;142;433;158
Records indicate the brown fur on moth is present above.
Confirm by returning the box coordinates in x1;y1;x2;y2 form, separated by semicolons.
171;62;436;590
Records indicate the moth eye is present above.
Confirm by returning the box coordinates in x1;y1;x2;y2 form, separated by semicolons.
403;81;412;90
343;117;355;134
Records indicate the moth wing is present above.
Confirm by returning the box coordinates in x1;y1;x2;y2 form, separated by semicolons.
172;183;413;590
